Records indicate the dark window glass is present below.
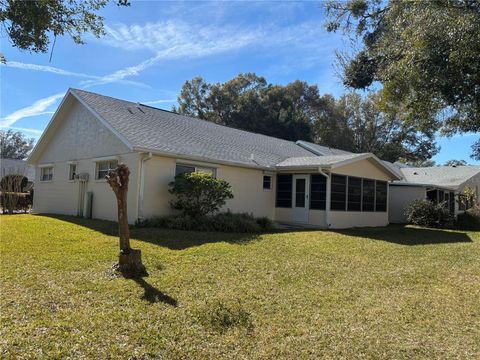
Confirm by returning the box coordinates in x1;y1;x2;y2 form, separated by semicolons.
347;176;362;211
426;189;437;203
295;178;306;207
438;190;445;203
310;174;326;210
331;174;346;211
263;175;271;189
175;164;195;176
276;174;292;208
362;179;375;212
375;181;387;212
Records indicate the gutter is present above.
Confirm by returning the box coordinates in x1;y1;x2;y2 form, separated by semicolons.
138;152;152;220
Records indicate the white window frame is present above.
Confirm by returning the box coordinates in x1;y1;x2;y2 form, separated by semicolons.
40;166;54;182
263;175;272;190
95;160;118;180
175;163;216;177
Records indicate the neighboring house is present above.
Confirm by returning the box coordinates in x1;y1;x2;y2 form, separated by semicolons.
0;158;36;191
27;89;401;228
388;165;480;223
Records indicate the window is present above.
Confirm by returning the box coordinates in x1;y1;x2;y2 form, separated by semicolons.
96;160;118;179
175;164;215;177
276;174;292;208
310;174;326;210
40;167;53;181
347;177;362;211
330;174;347;211
375;181;387;212
263;175;272;190
362;179;375;211
69;164;77;181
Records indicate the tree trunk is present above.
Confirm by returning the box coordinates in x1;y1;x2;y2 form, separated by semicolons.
106;164;147;277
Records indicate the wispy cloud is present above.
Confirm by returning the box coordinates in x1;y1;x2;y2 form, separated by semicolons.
2;61;149;88
3;126;44;136
141;99;176;105
0;93;63;128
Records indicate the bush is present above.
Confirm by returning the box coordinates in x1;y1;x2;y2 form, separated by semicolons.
169;172;234;217
136;212;273;233
404;199;453;228
456;205;480;230
0;174;28;192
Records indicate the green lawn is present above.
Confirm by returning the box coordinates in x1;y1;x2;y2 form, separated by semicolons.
1;215;479;359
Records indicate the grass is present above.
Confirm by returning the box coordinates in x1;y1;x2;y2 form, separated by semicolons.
1;214;479;359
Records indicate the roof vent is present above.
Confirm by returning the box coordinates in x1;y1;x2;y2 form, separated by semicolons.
413;171;418;175
250;153;254;161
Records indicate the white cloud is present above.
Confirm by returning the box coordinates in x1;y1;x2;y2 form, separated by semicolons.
142;99;177;105
3;126;44;136
0;94;63;128
2;61;149;88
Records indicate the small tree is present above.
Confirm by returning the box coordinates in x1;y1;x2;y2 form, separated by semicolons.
458;186;477;211
169;172;233;217
106;164;146;276
0;174;28;214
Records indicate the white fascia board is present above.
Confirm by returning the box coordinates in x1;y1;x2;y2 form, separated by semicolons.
92;155;120;162
38;163;54;168
132;146;272;171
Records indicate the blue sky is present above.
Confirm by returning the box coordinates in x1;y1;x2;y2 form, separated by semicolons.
1;1;477;164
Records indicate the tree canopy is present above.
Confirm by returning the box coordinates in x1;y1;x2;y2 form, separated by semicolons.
0;0;129;62
0;130;35;160
174;73;438;162
325;0;480;159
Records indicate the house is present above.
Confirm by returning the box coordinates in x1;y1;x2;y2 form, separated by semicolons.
388;165;480;223
27;88;401;228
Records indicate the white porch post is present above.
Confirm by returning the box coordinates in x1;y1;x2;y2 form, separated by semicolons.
325;171;331;228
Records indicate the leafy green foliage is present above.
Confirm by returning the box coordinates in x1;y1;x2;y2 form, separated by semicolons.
457;205;480;230
0;130;35;160
0;0;129;58
0;173;28;192
325;0;480;157
136;212;273;233
314;92;438;162
168;172;233;217
444;159;468;167
404;199;452;228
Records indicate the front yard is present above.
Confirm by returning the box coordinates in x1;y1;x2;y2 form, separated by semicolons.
1;215;479;359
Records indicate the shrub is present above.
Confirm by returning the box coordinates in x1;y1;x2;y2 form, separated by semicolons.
404;199;453;228
456;205;480;230
169;172;234;217
136;212;273;233
0;174;28;192
0;174;31;214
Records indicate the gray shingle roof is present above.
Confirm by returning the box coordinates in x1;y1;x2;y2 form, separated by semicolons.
276;154;367;168
71;89;343;168
295;140;352;156
395;166;480;188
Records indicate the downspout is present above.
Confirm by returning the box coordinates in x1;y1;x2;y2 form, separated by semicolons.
319;168;331;228
138;152;152;221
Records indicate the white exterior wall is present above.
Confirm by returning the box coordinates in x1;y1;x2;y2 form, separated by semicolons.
388;185;426;223
32;100;140;223
329;211;388;228
142;155;276;219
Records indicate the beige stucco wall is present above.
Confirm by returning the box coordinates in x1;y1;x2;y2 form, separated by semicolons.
142;155;276;219
32;99;140;223
333;159;392;181
388;185;426;223
330;211;388;228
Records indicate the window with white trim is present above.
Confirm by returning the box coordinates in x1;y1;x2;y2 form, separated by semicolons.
96;160;118;179
69;164;77;181
40;167;53;181
263;175;272;190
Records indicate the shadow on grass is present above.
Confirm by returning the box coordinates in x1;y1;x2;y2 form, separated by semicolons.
130;276;177;306
334;224;473;246
37;214;260;250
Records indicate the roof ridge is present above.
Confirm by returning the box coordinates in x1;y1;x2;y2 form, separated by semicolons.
71;87;314;149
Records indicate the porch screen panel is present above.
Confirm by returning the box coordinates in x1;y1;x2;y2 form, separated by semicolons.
295;178;306;207
375;181;387;212
362;179;375;212
449;192;455;213
276;174;293;208
310;174;326;210
347;176;362;211
331;174;347;211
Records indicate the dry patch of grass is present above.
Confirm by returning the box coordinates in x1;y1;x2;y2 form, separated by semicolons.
1;215;479;359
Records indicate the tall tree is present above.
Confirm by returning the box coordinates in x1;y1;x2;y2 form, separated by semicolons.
444;159;468;167
174;74;317;141
313;92;438;162
325;0;480;158
0;130;35;159
0;0;129;62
